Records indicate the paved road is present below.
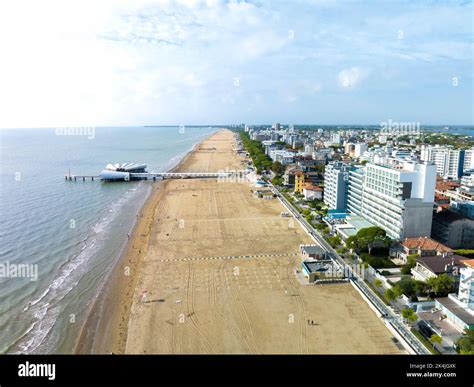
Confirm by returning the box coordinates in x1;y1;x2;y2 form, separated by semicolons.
270;185;431;355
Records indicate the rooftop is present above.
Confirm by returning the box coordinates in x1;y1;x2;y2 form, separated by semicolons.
436;297;474;325
302;260;334;273
402;237;453;253
300;244;325;255
460;259;474;269
433;210;469;224
416;255;466;274
436;180;460;192
303;184;323;191
346;215;375;230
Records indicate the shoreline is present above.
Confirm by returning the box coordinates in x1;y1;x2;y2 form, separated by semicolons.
74;130;219;354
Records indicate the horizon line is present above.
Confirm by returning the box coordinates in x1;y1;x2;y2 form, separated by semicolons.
1;123;474;130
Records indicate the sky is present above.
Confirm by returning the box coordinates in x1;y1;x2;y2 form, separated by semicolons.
0;0;472;128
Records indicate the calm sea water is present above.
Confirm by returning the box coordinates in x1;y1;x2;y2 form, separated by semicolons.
0;126;215;354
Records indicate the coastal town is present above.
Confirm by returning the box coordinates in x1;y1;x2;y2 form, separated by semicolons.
1;0;473;384
79;125;474;356
111;130;405;355
234;123;474;355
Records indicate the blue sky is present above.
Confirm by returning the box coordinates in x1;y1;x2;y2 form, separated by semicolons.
0;0;472;128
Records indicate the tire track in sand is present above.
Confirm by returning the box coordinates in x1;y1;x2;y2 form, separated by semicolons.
213;259;252;353
223;260;260;354
286;258;308;354
185;262;216;354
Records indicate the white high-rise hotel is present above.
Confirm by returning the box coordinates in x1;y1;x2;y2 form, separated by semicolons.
347;158;437;239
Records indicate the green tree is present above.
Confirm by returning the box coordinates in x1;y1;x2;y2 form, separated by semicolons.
239;132;274;174
395;276;417;298
316;223;326;231
310;164;325;174
456;329;474;354
401;254;418;275
337;246;348;255
402;308;418;323
328;235;341;248
391;277;428;300
454;249;474;257
374;279;382;288
346;227;390;254
271;161;284;175
272;176;283;186
427;274;454;297
384;288;397;303
429;334;442;350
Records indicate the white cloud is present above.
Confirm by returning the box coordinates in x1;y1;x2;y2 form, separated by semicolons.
0;0;287;127
0;0;471;127
337;67;369;89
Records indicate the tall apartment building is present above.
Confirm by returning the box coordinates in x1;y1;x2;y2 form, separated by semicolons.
331;132;342;145
323;162;352;211
464;147;474;171
431;210;474;249
420;145;465;179
353;143;368;158
347;159;436;239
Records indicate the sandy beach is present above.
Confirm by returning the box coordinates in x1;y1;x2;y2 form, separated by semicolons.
77;129;403;354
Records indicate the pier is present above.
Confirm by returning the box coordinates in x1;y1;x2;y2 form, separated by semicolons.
130;172;233;180
65;163;237;182
65;174;99;181
65;170;235;182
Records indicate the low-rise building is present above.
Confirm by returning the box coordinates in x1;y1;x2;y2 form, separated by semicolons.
269;149;295;165
300;244;327;261
390;237;453;264
301;260;341;284
302;184;323;200
253;189;275;199
434;259;474;332
333;215;375;242
303;171;324;185
410;254;466;282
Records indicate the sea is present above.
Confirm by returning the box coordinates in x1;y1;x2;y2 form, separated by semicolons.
0;126;216;354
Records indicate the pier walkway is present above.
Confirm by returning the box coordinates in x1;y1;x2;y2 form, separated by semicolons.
65;171;235;181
